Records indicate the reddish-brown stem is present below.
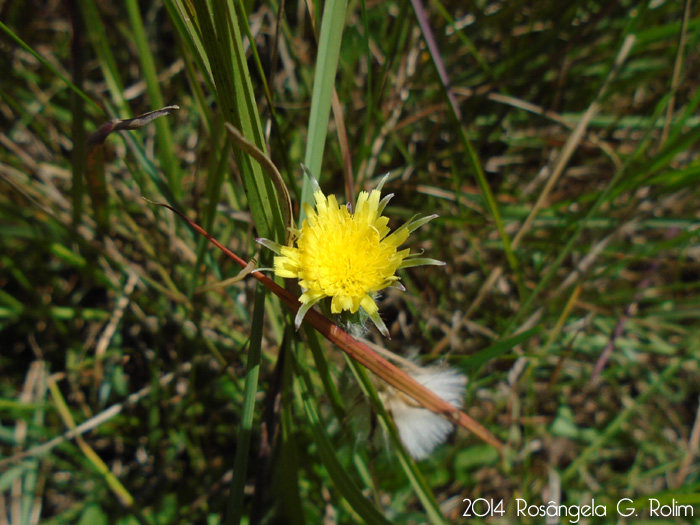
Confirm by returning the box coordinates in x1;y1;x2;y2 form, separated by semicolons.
159;202;503;452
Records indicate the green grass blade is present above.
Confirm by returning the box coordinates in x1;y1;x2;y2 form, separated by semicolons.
78;0;129;116
0;20;102;114
225;284;266;524
346;358;448;524
291;350;391;525
164;0;215;91
191;0;286;243
276;338;305;524
125;0;181;199
455;327;542;373
299;0;348;215
164;0;217;136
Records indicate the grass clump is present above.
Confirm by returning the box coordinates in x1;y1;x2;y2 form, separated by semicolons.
1;1;699;523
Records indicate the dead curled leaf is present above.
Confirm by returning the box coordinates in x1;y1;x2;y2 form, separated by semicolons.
88;105;181;147
86;105;180;233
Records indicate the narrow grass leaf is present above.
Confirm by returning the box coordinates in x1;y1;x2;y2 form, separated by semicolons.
292;353;391;525
347;358;448;524
0;21;102;113
78;0;129;116
225;285;266;525
409;0;525;300
299;0;348;214
125;0;181;199
455;327;542;373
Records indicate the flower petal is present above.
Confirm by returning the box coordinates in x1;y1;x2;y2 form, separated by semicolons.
294;296;322;329
257;176;439;338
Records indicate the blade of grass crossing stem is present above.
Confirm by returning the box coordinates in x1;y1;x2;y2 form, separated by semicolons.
125;0;181;200
346;358;448;524
291;350;391;525
299;0;348;218
225;284;266;525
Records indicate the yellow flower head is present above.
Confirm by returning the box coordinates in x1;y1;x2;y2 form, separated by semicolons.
259;174;443;337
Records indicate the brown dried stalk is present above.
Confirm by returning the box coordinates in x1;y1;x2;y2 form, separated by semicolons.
156;201;504;453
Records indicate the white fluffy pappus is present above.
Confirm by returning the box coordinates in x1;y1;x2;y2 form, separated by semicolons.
381;366;467;460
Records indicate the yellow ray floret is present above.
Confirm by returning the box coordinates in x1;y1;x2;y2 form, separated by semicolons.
259;177;443;337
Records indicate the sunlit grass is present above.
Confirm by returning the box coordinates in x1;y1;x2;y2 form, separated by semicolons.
2;1;700;523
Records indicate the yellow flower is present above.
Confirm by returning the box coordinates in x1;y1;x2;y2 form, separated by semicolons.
259;175;443;337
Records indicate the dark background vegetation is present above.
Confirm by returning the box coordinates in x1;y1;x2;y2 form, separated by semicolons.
1;0;699;523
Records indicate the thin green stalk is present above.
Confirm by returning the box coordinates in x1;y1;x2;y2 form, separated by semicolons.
225;284;266;525
277;335;305;524
78;0;130;116
299;0;348;216
410;0;524;300
291;348;391;525
346;358;448;524
125;0;181;199
69;0;86;229
0;20;102;114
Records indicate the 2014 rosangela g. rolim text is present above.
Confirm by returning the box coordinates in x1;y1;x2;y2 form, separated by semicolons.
461;498;695;521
